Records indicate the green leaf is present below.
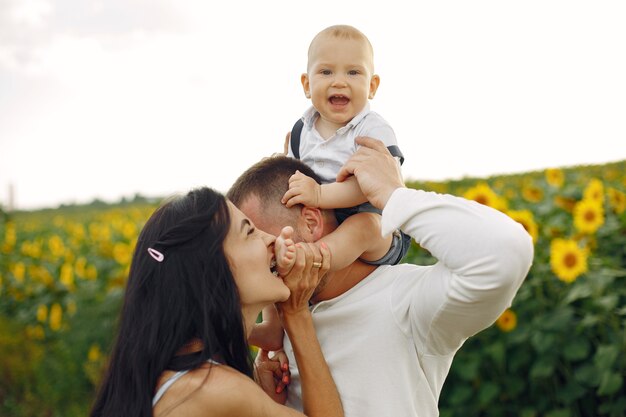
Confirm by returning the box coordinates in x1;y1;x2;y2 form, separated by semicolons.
506;378;525;397
545;409;571;417
478;382;500;406
530;357;555;379
448;385;473;406
599;396;626;415
594;294;619;311
556;381;587;403
579;314;600;328
508;347;532;372
563;339;591;361
597;372;623;396
591;274;616;293
531;332;556;353
454;357;480;381
563;283;593;304
541;307;574;331
574;364;602;387
509;327;530;344
520;408;538;417
597;267;626;278
594;345;620;370
485;341;505;367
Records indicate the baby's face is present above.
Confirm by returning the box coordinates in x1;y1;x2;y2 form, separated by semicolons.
303;36;379;130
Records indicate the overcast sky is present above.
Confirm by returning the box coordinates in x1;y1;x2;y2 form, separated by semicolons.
1;0;625;210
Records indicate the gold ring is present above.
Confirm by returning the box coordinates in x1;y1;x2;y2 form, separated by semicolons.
312;261;322;268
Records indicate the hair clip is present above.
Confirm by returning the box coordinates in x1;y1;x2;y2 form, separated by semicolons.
147;248;164;262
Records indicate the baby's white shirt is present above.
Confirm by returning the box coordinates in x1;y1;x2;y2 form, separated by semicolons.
287;103;398;183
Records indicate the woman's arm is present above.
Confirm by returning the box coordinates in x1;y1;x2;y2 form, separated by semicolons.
230;242;342;417
191;242;342;417
276;242;343;417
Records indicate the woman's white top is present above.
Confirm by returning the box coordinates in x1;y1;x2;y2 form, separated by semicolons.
152;359;220;407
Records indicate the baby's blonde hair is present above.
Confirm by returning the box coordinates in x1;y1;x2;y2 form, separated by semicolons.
307;25;375;71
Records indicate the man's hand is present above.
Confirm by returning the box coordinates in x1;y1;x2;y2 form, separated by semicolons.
336;137;405;210
281;170;322;208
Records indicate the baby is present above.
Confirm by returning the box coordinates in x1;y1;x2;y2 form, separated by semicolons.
250;25;410;352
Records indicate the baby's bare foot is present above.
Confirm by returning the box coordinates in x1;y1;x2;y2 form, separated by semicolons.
275;226;296;276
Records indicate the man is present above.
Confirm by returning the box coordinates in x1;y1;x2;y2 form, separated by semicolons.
227;137;534;417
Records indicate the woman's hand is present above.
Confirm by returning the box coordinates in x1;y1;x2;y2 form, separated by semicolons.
254;349;290;404
277;241;330;316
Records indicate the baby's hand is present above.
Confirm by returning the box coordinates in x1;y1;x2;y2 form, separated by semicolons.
275;226;296;277
281;170;322;208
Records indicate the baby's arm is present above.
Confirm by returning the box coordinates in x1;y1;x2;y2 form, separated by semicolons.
282;171;367;209
318;212;392;271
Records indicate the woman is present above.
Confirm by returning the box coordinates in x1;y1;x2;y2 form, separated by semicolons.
90;187;342;417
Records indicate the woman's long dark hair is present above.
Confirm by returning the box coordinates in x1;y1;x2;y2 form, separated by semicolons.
90;187;253;417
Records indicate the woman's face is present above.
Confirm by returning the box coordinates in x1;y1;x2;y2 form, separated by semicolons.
223;201;291;308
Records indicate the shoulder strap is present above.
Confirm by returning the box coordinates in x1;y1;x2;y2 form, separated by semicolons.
386;145;405;165
152;369;189;407
290;119;304;159
290;118;404;165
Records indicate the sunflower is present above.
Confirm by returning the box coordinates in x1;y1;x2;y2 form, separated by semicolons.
49;303;63;331
550;238;588;283
554;195;577;213
88;344;102;362
573;199;604;234
522;183;544;203
25;325;45;340
545;168;564;188
583;179;604;204
506;209;539;243
607;187;626;214
36;304;48;323
496;309;517;332
463;182;508;211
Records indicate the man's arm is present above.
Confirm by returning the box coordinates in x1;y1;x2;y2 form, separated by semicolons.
384;187;533;354
340;137;534;354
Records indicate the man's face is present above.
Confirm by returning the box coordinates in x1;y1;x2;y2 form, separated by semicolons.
237;194;334;298
238;195;305;243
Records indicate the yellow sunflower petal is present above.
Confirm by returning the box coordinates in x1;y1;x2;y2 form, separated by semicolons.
550;238;588;283
573;199;605;234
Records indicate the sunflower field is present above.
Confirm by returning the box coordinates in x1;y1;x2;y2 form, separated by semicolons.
1;160;625;416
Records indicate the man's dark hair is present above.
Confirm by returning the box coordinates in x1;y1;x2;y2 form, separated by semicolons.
227;155;322;208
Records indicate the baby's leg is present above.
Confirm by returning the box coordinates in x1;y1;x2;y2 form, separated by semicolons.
275;226;296;276
319;212;392;272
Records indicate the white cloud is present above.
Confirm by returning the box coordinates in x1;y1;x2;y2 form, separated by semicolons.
1;0;625;209
8;0;53;28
